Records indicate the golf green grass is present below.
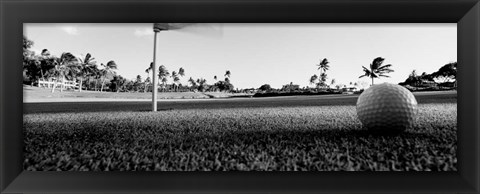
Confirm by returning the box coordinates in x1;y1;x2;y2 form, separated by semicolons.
23;92;457;171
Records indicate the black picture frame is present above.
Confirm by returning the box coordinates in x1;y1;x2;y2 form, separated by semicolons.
1;0;479;193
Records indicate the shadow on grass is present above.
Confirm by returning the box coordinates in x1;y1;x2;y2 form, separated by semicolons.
24;124;457;171
135;108;175;112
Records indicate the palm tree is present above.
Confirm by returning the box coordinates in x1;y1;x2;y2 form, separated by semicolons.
115;75;127;93
90;64;101;91
317;58;329;73
225;70;231;78
50;52;80;93
135;75;142;92
178;67;185;77
77;53;97;92
309;74;318;86
173;76;180;92
38;49;51;82
161;77;168;92
144;77;151;93
158;65;170;92
178;67;185;91
135;75;142;83
40;49;50;57
196;78;207;92
99;69;108;91
145;62;153;73
38;49;56;86
171;71;178;91
316;58;329;87
359;57;394;85
319;73;327;88
100;60;118;92
145;62;154;93
188;77;197;91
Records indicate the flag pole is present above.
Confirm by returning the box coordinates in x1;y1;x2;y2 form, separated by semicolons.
152;23;170;111
152;29;159;111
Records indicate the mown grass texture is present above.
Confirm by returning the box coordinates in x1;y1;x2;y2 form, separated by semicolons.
24;103;456;171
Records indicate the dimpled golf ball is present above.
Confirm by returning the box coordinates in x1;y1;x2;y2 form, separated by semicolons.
356;83;418;133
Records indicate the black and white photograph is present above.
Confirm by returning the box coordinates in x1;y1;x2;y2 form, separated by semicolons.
22;23;457;171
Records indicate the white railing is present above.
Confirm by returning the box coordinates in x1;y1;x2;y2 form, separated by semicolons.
38;79;79;89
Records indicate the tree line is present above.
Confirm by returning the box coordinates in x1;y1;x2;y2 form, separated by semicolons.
258;57;456;93
22;36;236;93
23;39;118;93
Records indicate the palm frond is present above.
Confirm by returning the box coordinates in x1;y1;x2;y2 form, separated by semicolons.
377;67;394;73
380;69;394;74
309;74;318;84
60;52;76;62
371;57;384;70
377;64;392;69
145;62;153;73
361;66;370;71
178;67;185;76
106;60;117;69
320;58;329;66
317;58;330;71
84;53;92;63
361;66;372;77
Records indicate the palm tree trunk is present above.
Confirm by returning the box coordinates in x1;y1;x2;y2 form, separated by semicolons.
88;76;92;91
95;79;98;91
60;75;65;92
51;77;57;93
101;78;105;92
371;77;374;86
85;76;89;91
40;70;45;88
79;77;83;92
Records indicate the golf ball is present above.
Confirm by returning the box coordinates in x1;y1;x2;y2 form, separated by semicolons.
356;83;418;133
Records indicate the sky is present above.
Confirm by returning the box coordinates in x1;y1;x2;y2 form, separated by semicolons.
23;23;457;89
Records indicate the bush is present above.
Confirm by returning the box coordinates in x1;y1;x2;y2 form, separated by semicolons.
253;90;342;98
402;85;456;92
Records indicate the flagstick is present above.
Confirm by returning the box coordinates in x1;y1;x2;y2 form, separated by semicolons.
152;31;159;112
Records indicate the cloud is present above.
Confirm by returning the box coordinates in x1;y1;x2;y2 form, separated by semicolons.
61;26;79;35
134;28;154;37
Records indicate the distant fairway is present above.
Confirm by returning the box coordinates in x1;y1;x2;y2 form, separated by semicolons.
23;91;457;171
23;85;252;103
